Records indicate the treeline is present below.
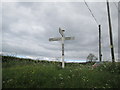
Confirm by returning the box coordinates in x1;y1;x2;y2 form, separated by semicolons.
2;55;55;63
2;55;93;68
2;55;61;68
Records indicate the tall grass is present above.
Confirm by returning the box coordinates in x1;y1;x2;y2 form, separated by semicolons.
2;56;120;88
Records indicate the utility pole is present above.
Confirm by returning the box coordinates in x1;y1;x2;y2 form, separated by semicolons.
99;25;102;62
106;0;115;62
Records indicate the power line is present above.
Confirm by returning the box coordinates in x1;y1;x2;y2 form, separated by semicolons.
84;0;99;25
113;2;120;13
113;2;118;9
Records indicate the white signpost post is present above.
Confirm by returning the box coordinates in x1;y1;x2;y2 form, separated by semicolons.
49;27;75;68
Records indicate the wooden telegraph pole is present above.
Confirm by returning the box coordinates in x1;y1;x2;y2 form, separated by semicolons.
99;25;102;62
106;0;115;62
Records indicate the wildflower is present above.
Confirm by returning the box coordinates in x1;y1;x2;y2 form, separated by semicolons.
60;77;63;80
86;79;89;82
103;65;106;68
100;69;103;71
72;74;75;77
9;79;13;81
70;70;72;72
82;76;87;82
60;82;64;86
79;68;82;70
108;80;111;82
59;74;62;77
7;79;13;83
105;83;108;86
32;71;34;74
3;81;5;83
102;86;105;88
111;70;114;73
75;69;78;71
67;76;71;79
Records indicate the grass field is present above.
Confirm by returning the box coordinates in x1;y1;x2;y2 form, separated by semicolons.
2;56;120;88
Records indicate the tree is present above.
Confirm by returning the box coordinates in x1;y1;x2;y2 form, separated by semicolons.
87;53;98;62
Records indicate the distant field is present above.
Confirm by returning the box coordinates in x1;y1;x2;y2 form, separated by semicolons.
2;56;120;88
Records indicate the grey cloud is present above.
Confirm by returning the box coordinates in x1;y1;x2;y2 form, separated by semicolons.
2;2;118;61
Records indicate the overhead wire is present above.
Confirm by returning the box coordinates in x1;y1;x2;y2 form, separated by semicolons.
84;0;99;26
113;2;120;13
113;2;118;8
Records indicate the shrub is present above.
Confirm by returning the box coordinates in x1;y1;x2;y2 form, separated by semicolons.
96;62;120;74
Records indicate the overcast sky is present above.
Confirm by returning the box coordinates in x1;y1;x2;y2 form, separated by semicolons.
2;1;118;61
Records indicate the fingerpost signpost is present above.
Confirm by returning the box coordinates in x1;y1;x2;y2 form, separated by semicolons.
49;28;75;68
